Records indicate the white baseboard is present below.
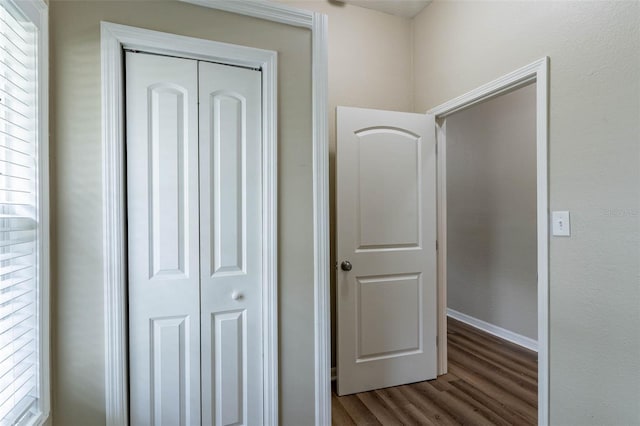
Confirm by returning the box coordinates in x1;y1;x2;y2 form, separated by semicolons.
330;367;336;382
447;308;538;352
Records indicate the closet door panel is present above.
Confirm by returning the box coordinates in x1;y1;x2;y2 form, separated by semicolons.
199;61;263;426
126;52;201;426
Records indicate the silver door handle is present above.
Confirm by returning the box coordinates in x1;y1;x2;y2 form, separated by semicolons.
340;261;352;272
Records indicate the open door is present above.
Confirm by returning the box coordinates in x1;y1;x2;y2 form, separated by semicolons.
336;106;437;395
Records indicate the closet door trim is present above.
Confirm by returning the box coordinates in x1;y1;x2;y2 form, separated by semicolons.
101;22;278;426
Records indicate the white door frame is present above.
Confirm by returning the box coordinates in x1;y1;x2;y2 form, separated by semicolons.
428;57;550;426
101;22;278;426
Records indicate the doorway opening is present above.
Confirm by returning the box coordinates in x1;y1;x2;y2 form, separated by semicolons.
432;59;549;426
331;59;548;425
442;81;539;424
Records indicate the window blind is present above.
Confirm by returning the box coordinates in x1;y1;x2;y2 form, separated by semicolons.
0;1;40;424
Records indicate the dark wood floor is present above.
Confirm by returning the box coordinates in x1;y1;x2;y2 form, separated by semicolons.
332;317;538;425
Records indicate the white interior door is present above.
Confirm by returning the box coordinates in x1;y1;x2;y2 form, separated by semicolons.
336;106;437;395
198;61;263;426
127;52;263;425
126;52;201;425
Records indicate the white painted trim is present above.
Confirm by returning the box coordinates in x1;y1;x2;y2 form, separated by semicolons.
35;2;51;422
260;34;279;426
429;57;550;426
535;58;550;426
175;3;332;424
13;0;51;423
101;23;128;426
311;12;331;426
428;58;544;118
180;0;314;28
435;117;448;376
101;22;278;426
447;309;538;352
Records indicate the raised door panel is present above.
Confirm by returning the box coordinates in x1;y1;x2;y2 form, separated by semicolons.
126;52;201;425
356;128;421;251
149;85;190;278
356;274;422;361
210;92;246;277
213;310;247;426
199;61;263;426
150;316;190;426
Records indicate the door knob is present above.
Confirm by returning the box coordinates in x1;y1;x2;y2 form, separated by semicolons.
340;261;352;272
231;291;243;301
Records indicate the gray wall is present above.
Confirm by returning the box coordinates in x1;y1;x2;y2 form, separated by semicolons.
447;84;537;340
50;1;313;424
413;2;640;424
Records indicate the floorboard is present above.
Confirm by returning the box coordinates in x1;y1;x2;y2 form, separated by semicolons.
332;317;538;425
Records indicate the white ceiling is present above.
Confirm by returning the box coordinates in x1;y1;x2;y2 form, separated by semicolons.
339;0;432;19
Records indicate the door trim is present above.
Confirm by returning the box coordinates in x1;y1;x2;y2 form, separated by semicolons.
428;57;550;426
101;22;278;426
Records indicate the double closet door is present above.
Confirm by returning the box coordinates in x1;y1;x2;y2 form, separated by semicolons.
126;51;263;426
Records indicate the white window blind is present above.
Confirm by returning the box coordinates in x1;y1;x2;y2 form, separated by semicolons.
0;1;41;424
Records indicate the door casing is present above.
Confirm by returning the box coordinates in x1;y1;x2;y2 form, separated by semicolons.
428;57;550;426
101;22;278;426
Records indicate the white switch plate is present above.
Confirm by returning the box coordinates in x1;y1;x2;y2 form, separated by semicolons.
552;211;571;236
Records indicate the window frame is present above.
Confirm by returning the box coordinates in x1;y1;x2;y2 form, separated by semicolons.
1;0;50;424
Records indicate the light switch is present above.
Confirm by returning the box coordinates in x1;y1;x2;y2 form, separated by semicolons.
552;211;571;236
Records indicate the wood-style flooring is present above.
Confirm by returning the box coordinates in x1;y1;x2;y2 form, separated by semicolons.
332;317;538;425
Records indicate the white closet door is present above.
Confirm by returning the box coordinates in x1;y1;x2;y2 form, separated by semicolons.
198;61;263;426
126;52;201;426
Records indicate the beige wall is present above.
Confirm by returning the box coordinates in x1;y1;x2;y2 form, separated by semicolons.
283;0;414;366
50;1;314;424
447;83;537;339
48;0;640;424
414;1;640;423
